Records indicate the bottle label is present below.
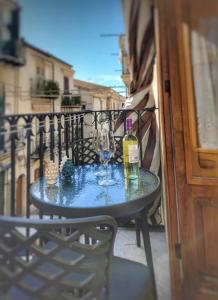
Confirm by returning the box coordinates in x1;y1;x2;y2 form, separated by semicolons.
128;145;139;163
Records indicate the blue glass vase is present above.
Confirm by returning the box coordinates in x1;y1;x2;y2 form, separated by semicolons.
61;160;74;181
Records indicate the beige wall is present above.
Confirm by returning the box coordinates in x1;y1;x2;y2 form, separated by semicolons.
72;87;93;110
0;45;75;115
111;98;124;110
0;64;23;114
73;84;124;111
93;96;107;111
0;45;75;215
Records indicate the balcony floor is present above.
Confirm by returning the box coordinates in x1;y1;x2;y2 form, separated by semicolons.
114;228;171;300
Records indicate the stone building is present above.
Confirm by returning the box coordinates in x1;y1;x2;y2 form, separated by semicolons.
73;79;124;111
1;41;75;115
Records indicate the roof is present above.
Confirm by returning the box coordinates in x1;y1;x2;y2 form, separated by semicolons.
74;79;113;91
24;41;73;68
74;79;124;101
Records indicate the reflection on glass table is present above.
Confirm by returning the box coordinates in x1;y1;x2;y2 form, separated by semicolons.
31;164;159;210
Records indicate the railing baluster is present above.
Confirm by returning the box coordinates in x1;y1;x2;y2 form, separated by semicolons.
25;116;32;218
94;112;98;130
80;114;84;140
109;111;112;131
9;117;18;216
49;114;55;162
57;114;62;165
137;110;143;166
38;115;45;178
71;114;75;163
64;114;69;158
75;114;79;165
123;110;127;134
80;114;84;163
75;113;79;140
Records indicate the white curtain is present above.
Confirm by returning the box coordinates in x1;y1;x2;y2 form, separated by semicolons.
191;17;218;149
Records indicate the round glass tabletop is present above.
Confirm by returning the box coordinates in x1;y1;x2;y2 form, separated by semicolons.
30;164;160;210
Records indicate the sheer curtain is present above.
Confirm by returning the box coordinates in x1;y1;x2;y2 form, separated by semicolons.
191;18;218;149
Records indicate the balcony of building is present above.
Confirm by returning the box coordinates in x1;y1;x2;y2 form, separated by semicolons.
61;95;82;113
0;108;170;300
30;78;60;100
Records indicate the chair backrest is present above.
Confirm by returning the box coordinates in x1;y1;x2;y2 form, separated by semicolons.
0;215;117;300
72;137;123;165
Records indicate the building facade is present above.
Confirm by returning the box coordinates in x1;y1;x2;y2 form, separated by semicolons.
0;41;76;215
119;36;131;100
73;79;125;138
73;79;124;111
1;41;75;115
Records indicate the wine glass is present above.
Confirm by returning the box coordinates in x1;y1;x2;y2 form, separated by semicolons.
91;129;107;176
97;129;116;186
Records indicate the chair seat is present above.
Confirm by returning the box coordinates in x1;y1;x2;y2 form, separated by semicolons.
2;255;155;300
110;256;155;300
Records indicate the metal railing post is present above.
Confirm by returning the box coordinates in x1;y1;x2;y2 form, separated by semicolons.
9;117;17;216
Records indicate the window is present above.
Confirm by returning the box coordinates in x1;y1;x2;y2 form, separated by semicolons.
64;76;69;94
34;64;45;94
36;66;40;75
191;18;218;149
181;1;218;182
36;65;44;77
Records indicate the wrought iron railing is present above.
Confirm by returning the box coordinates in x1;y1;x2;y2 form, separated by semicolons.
61;105;82;113
0;107;156;218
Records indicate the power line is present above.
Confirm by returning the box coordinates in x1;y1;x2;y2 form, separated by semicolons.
100;33;126;37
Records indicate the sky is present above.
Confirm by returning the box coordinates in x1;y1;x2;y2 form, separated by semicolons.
18;0;126;95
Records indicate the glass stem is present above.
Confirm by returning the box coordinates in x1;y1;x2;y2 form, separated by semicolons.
105;161;109;180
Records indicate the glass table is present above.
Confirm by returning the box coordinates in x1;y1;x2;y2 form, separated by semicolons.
30;164;160;292
30;164;160;218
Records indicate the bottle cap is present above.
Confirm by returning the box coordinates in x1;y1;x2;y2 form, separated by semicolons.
126;118;133;130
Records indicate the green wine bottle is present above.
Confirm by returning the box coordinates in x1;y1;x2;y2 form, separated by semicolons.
122;118;139;179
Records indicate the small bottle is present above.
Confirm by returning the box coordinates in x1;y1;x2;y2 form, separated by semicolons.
122;118;139;179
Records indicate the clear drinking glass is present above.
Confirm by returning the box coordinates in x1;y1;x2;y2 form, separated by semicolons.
97;129;116;186
91;129;107;177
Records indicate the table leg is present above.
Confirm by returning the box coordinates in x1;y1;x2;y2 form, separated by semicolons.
135;218;141;247
139;208;157;299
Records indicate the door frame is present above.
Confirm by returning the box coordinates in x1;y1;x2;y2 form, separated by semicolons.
154;0;184;299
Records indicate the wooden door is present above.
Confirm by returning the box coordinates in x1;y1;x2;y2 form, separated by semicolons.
156;0;218;299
